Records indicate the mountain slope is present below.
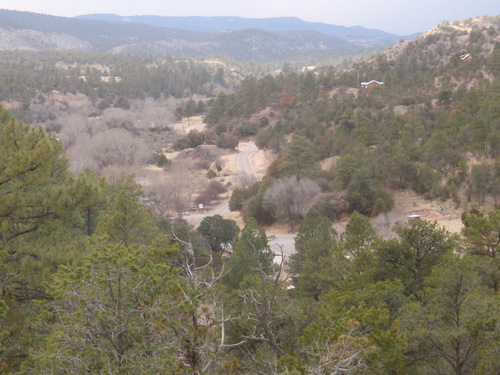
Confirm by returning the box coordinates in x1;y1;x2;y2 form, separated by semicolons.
111;29;362;62
0;9;394;62
201;16;500;220
77;14;408;45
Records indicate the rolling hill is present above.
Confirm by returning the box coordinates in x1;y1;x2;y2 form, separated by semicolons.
0;9;407;62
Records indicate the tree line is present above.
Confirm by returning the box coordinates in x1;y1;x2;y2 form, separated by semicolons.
0;50;226;109
1;101;499;374
206;27;500;224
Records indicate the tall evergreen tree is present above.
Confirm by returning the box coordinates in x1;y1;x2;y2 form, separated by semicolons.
276;135;317;178
95;191;158;247
374;219;458;297
224;218;273;289
402;255;499;375
462;209;500;293
0;105;71;243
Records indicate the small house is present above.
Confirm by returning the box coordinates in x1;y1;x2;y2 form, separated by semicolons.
361;80;384;91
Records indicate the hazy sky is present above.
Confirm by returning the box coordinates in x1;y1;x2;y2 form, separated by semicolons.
1;0;498;35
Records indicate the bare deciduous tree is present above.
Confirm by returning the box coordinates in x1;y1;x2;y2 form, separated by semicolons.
264;176;321;232
238;171;258;189
68;128;152;174
169;160;200;204
131;97;178;131
144;160;201;219
301;328;372;375
196;180;227;206
171;229;244;373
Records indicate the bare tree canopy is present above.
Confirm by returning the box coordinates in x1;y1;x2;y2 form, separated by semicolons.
238;171;258;189
264;176;321;232
68;128;152;174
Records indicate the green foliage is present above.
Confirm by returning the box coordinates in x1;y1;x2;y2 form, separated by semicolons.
293;217;342;299
205;93;234;126
2;20;500;374
68;169;109;236
313;197;337;222
198;215;240;253
224;273;295;367
0;107;94;305
228;187;251;211
95;191;159;246
486;42;500;74
155;152;171;167
374;219;458;297
173;129;206;150
23;240;183;374
468;162;494;206
224;218;273;289
346;169;394;216
245;180;275;225
184;98;197;118
198;21;500;215
0;51;216;102
296;291;406;375
290;210;345;299
256;124;287;152
215;133;238;149
290;209;323;277
462;209;500;292
340;211;377;259
402;255;499;375
341;280;410;322
275;135;318;178
0;106;71;243
0;298;7;360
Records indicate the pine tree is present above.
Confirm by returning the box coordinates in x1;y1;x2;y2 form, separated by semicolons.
0;106;71;243
95;191;158;247
276;135;317;178
23;241;183;374
224;218;273;289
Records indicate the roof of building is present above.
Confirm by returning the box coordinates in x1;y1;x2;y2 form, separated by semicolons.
361;80;384;86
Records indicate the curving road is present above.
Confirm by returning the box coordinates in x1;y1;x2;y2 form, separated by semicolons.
185;141;296;262
237;141;259;180
184;142;259;226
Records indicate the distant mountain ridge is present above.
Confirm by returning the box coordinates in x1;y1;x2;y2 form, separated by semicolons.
0;9;412;62
76;14;410;39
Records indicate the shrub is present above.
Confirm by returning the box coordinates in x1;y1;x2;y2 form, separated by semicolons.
216;134;238;149
195;180;227;205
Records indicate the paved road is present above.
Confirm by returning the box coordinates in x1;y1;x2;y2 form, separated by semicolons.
185;141;297;261
184;142;258;226
238;142;297;264
184;201;231;226
237;141;258;180
268;233;296;265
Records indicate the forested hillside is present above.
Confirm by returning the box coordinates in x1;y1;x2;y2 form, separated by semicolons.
0;15;500;375
77;14;405;47
203;16;500;223
0;51;220;103
1;101;499;374
0;9;378;63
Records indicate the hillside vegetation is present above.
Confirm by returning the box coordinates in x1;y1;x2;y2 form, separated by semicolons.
0;9;395;63
203;16;500;224
0;15;500;375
